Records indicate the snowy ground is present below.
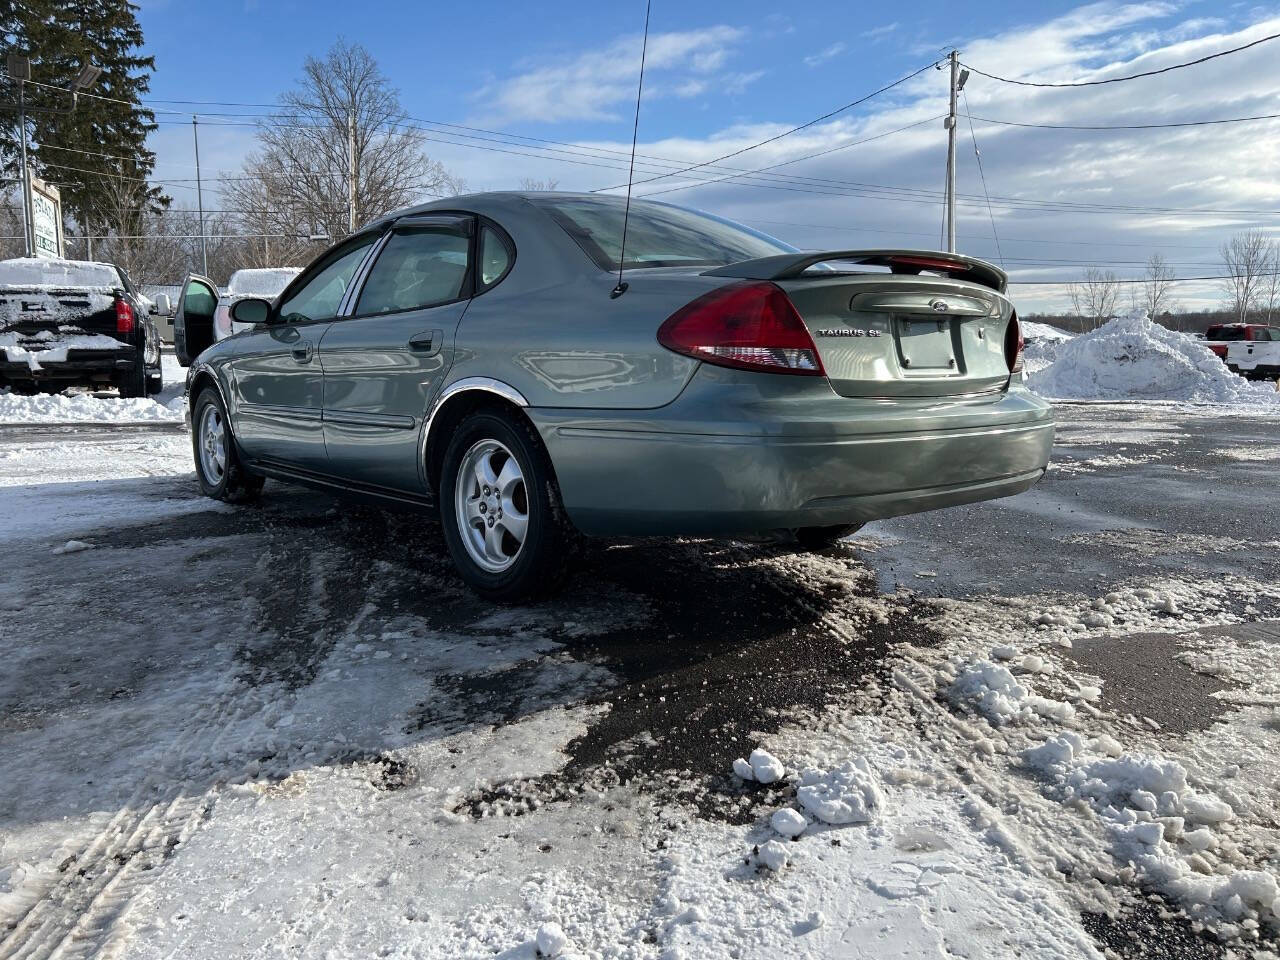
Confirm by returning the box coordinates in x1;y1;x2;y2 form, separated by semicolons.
1;404;1279;959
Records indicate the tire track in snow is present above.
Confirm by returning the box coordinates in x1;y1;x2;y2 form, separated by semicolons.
0;531;381;960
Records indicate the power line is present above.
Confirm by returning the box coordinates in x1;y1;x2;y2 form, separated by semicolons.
1011;272;1280;286
593;57;943;193
962;31;1280;88
971;112;1280;131
961;89;1002;267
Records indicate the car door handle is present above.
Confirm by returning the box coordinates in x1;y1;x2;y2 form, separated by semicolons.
292;342;314;363
408;330;443;355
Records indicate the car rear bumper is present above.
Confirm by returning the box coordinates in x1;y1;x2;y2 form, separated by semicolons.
0;350;138;382
531;369;1054;536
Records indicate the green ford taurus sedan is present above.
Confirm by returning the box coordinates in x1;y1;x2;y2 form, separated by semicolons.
183;192;1053;599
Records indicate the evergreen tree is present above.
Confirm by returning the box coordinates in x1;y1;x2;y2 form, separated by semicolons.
1;0;167;248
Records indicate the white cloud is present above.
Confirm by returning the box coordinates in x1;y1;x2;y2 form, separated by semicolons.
804;42;847;67
861;23;899;41
471;25;751;125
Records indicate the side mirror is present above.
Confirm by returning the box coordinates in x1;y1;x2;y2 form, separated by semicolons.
230;297;272;326
151;293;172;316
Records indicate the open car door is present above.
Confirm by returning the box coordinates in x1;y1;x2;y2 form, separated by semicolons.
173;273;218;366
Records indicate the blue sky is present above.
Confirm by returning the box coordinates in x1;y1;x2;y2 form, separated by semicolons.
137;1;1280;311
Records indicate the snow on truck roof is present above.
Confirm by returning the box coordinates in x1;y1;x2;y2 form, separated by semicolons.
0;257;122;290
227;267;302;297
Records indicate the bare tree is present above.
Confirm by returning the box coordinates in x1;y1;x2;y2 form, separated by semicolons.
1142;253;1175;321
1261;244;1280;324
1067;268;1119;330
1220;230;1272;322
224;40;464;247
519;178;560;191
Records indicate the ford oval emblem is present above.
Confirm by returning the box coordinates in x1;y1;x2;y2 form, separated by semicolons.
930;299;949;313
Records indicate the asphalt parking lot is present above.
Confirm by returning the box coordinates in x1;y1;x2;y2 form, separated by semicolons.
1;403;1277;958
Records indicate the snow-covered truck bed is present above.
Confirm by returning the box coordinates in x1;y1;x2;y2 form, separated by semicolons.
0;257;164;397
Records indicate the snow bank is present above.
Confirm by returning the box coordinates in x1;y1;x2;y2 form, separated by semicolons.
1027;311;1280;405
1021;321;1074;374
0;389;184;425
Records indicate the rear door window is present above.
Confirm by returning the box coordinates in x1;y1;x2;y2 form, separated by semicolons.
355;222;472;316
1206;326;1247;341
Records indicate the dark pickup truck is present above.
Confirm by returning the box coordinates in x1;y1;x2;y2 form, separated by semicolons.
0;257;166;397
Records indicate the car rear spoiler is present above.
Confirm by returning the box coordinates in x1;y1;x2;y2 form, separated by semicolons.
703;249;1008;294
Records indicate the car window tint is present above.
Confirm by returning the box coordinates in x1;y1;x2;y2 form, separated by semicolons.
478;225;512;289
277;237;376;324
534;196;795;272
183;278;216;318
356;228;471;315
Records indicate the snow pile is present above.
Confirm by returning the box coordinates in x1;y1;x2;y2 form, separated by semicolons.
944;659;1075;725
796;758;884;824
1021;321;1074;375
769;807;807;838
0;389;184;424
1027;311;1280;404
1024;733;1278;939
732;748;785;784
534;922;569;957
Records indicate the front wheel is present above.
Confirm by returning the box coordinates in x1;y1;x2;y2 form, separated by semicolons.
438;409;574;601
191;387;264;503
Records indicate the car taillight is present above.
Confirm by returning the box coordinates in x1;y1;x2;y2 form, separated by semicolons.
1004;312;1024;374
656;281;824;376
115;298;135;334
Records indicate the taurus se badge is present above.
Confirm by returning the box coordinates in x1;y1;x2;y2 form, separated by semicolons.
816;328;882;338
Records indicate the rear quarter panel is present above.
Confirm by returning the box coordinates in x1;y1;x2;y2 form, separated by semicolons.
447;198;708;409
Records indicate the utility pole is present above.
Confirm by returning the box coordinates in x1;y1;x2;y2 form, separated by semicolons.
192;116;207;276
17;79;32;257
347;108;357;233
944;50;958;254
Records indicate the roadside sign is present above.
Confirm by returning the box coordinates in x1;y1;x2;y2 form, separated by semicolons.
29;178;64;259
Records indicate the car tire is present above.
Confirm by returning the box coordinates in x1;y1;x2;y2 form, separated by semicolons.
191;386;264;503
792;524;861;551
118;351;148;398
439;408;575;601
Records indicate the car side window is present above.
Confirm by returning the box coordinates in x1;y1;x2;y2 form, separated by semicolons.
182;277;217;318
478;225;513;291
277;236;376;324
355;226;472;316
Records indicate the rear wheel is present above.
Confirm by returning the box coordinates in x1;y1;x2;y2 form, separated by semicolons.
439;409;574;601
118;351;147;398
191;387;264;503
792;524;861;551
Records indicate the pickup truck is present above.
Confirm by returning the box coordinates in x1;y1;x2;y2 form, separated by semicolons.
1204;323;1280;381
0;257;167;396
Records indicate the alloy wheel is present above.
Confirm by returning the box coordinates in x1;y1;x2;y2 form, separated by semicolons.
454;438;529;573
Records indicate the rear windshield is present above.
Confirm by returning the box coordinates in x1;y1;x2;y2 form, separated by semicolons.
1206;326;1248;341
533;196;794;272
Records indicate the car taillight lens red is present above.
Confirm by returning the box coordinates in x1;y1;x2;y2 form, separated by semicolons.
656;281;824;376
115;298;135;334
1004;312;1024;374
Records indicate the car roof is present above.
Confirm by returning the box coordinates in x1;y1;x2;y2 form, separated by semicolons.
363;191;635;233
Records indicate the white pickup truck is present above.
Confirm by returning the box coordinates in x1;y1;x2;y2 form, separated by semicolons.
1204;323;1280;381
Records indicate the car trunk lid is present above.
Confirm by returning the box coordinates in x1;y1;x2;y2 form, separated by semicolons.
704;250;1014;398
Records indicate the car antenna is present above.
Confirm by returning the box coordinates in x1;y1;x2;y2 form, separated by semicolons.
611;0;652;299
